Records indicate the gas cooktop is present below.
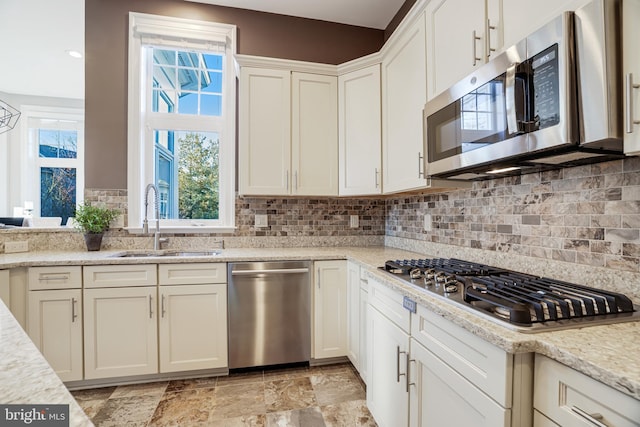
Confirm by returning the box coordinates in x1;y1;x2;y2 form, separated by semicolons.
380;258;640;333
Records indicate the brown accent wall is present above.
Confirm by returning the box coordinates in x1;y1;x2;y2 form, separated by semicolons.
84;0;384;189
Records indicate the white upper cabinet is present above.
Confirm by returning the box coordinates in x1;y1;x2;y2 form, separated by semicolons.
381;12;428;194
292;72;339;196
502;0;589;49
338;65;382;196
624;0;640;155
239;67;292;195
239;67;338;196
426;0;503;100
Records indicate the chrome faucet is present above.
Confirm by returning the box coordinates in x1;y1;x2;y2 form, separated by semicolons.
143;183;167;250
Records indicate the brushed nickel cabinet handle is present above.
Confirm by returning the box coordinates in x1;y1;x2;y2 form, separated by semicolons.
161;294;166;318
625;73;640;133
149;295;153;319
472;30;482;66
71;298;78;322
570;406;606;427
418;152;425;178
486;19;497;59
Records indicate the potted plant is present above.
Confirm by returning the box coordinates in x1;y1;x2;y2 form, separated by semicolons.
73;203;120;251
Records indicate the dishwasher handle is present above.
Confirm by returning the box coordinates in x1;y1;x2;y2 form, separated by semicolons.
231;268;310;276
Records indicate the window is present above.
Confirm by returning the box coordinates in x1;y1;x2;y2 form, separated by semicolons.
128;13;236;232
24;107;84;224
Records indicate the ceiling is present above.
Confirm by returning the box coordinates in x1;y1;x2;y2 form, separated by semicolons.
0;0;84;100
185;0;407;29
0;0;404;100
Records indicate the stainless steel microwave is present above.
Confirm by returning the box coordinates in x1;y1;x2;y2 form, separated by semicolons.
424;0;623;180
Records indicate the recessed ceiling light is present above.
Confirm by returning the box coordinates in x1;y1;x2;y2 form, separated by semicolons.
66;50;83;59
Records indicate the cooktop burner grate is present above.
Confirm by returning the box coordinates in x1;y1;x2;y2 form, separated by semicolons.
380;258;638;331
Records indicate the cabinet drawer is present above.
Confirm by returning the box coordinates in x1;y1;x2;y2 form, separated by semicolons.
28;266;82;290
534;355;640;427
368;279;410;333
411;304;513;407
159;263;226;285
84;265;157;288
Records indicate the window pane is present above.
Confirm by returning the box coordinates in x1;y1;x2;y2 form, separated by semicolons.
40;167;76;224
151;48;224;118
203;54;223;70
201;94;222;116
154;130;219;220
38;129;77;159
177;92;199;115
202;71;222;94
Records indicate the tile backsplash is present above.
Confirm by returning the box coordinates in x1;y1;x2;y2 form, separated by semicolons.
386;157;640;273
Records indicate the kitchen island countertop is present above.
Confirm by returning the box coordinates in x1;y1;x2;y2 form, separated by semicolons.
0;246;638;413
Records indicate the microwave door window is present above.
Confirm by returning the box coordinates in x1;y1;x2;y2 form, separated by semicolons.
460;80;509;149
428;102;462;162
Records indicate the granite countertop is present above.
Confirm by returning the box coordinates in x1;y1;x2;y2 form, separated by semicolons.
0;246;638;410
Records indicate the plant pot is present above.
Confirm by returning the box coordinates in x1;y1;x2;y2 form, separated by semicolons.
84;232;104;251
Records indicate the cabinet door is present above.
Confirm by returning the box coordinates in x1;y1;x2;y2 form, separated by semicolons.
292;72;338;196
159;284;227;372
382;13;428;193
359;284;368;384
84;286;158;379
0;270;9;307
624;0;640;155
409;338;510;427
502;0;589;50
239;67;291;195
313;260;347;359
28;289;83;382
426;0;486;99
346;262;361;370
338;65;382;196
366;305;410;427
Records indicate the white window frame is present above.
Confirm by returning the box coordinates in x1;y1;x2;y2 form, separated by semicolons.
127;12;237;233
20;105;85;221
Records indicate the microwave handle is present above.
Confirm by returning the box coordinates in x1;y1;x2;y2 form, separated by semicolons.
505;64;519;135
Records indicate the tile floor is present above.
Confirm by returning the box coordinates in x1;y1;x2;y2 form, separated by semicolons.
70;363;377;426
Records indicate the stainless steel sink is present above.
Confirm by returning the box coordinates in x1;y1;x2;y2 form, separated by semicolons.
113;250;221;258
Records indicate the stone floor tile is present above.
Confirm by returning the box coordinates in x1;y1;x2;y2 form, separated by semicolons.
320;399;377;427
209;382;266;421
265;377;317;413
266;407;326;427
91;395;161;427
166;376;218;392
148;389;216;426
109;380;168;399
310;369;366;406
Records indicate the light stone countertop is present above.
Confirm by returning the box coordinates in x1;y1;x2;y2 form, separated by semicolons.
0;246;638;411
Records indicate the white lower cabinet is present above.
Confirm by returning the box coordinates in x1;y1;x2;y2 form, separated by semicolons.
366;277;532;427
28;289;83;382
367;304;410;427
534;355;640;427
358;274;369;383
27;266;83;382
158;263;228;373
366;279;411;427
409;337;509;426
83;286;158;379
0;270;9;307
346;261;361;370
313;260;347;359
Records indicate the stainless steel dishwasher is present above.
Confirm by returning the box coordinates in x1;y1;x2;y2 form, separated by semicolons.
228;261;311;369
